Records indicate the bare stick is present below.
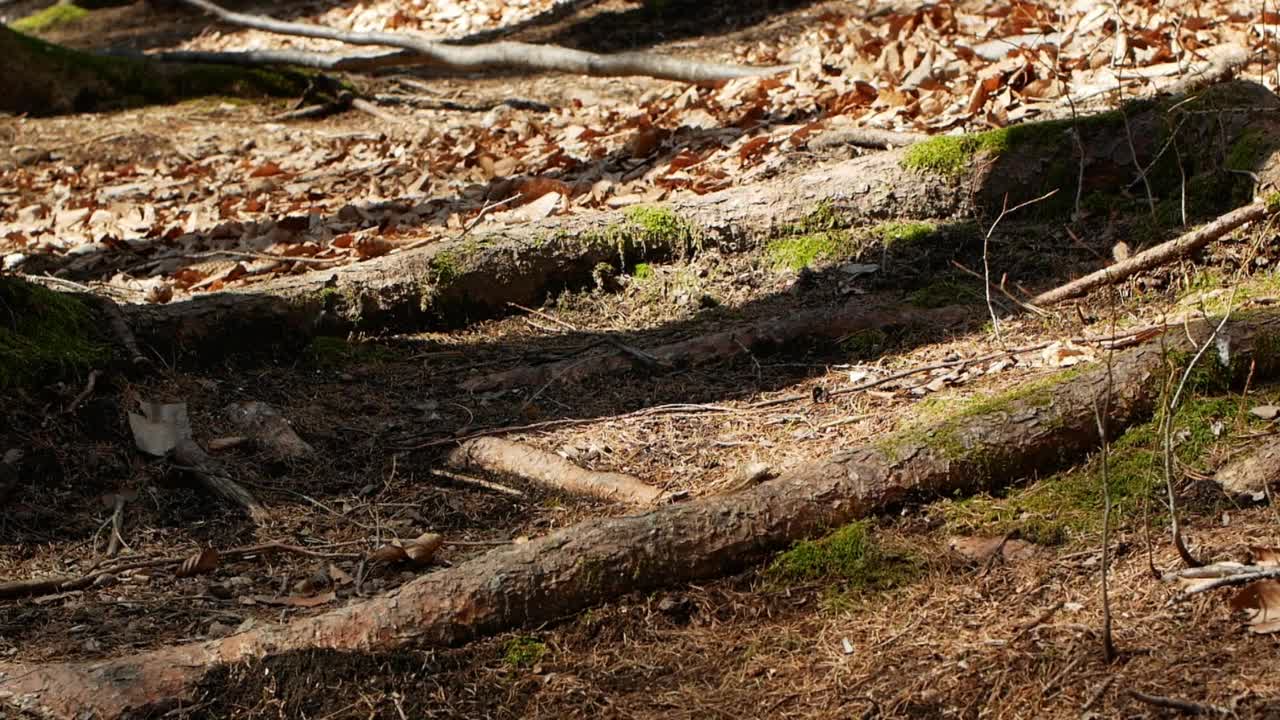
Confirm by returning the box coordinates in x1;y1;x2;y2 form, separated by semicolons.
1162;288;1237;568
982;190;1059;344
64;369;99;414
175;0;788;84
105;493;127;559
431;468;525;498
447;438;662;504
1094;398;1117;661
1128;689;1229;716
1031;201;1274;306
172;439;269;523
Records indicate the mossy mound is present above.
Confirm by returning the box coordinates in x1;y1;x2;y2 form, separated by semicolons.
0;276;107;388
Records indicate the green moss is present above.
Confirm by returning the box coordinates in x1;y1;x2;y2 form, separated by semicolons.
428;249;462;285
631;262;655;280
1227;130;1273;172
6;29;310;115
767;521;918;593
305;336;400;368
501;636;547;669
870;221;937;248
882;367;1087;465
901;130;1012;179
1267;192;1280;212
784;200;848;235
0;278;107;388
624;206;687;243
841;328;888;360
941;394;1247;544
766;231;851;271
11;3;88;33
906;278;982;308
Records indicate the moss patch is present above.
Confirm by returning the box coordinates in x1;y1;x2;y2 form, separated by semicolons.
631;262;655;280
870;221;937;248
305;336;401;368
906;278;982;308
766;231;851;271
624;206;690;246
0;277;107;388
940;394;1248;545
11;2;89;33
767;521;919;593
901;131;1011;179
501;636;547;668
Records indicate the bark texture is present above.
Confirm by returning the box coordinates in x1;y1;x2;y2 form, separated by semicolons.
4;312;1278;720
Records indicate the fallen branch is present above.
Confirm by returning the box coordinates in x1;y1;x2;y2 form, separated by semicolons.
1030;201;1275;306
1128;689;1230;716
172;439;269;523
462;303;970;391
5;312;1276;720
446;437;662;504
176;0;788;84
0;541;362;602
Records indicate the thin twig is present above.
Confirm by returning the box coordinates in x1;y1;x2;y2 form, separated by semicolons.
1128;689;1229;716
430;468;525;497
1162;285;1238;568
982;190;1060;344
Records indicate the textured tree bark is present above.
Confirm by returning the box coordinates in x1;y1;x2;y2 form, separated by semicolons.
4;312;1277;720
447;437;662;504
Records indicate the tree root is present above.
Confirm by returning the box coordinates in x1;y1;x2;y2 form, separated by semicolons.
446;437;662;504
174;0;788;84
4;311;1277;720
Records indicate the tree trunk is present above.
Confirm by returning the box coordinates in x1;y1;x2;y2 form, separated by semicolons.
4;311;1277;720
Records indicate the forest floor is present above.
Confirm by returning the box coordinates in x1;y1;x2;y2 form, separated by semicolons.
4;0;1280;718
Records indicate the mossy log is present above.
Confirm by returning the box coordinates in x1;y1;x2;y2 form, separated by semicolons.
0;26;309;116
5;311;1278;720
118;81;1280;357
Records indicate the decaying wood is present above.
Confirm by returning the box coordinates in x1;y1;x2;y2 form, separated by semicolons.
462;304;969;392
1214;435;1280;497
172;439;269;522
1031;201;1276;306
808;127;930;150
176;0;787;84
447;437;662;504
5;312;1276;720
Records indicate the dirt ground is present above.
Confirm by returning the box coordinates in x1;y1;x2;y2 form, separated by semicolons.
4;0;1280;718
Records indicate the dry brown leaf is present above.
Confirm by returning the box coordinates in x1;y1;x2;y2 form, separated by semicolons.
949;536;1044;563
1231;580;1280;634
176;548;220;578
404;532;443;565
369;543;408;564
1251;547;1280;566
248;162;284;178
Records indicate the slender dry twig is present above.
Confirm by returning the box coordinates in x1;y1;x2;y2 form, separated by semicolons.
982;190;1059;344
430;468;525;497
1031;201;1274;305
1128;689;1229;716
1161;286;1237;568
1094;284;1119;661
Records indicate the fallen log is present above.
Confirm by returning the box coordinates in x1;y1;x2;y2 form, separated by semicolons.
114;81;1280;359
461;303;969;392
4;311;1277;720
446;437;662;504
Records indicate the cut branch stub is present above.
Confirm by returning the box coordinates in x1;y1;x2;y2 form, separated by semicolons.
5;312;1279;720
446;437;662;504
